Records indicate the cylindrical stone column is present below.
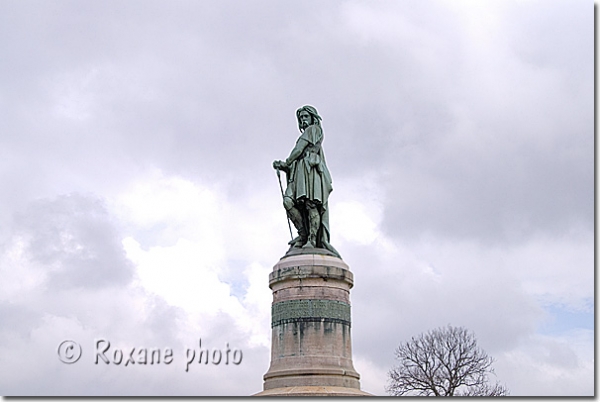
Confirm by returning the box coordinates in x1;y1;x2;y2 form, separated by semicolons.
262;252;361;391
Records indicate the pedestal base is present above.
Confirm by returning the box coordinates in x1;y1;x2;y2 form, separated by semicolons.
262;253;364;393
254;386;372;397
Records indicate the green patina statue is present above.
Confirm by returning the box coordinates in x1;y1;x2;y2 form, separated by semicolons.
273;105;340;258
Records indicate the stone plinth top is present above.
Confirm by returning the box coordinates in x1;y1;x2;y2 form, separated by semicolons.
269;254;353;290
275;253;350;271
283;247;340;258
254;386;372;397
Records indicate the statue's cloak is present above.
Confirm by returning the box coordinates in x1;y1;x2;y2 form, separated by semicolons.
285;124;335;251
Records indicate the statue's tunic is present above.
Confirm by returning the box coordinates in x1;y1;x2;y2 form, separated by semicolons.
286;124;333;204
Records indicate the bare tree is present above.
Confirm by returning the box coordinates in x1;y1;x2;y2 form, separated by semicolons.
386;325;509;396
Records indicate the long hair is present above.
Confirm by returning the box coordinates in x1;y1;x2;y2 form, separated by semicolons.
296;105;322;132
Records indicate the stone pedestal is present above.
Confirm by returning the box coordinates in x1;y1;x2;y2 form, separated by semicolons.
255;251;369;396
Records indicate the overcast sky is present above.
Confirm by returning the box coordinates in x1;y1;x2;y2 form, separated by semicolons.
0;0;593;396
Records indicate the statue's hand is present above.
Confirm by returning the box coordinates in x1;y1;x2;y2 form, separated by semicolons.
273;160;286;170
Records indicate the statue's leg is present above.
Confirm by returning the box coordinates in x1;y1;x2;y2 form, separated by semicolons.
302;202;320;249
284;196;306;247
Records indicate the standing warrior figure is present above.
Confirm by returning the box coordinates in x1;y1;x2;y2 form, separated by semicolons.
273;105;340;257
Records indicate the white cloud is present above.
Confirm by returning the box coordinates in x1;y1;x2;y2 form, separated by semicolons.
115;171;273;348
333;201;380;245
123;236;231;314
0;237;47;302
0;190;271;395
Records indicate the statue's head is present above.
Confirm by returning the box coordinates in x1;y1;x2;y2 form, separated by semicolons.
296;105;322;132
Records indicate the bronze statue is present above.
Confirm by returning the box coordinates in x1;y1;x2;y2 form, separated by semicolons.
273;105;340;257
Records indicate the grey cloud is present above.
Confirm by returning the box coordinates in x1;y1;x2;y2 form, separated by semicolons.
372;2;593;244
1;0;465;189
13;193;134;289
0;302;42;340
381;132;592;245
506;0;593;77
348;242;543;368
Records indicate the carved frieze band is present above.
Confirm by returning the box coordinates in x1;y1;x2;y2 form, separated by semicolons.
271;299;351;328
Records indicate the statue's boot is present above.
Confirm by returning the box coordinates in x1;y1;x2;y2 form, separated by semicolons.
302;238;315;249
288;228;307;248
285;205;306;248
302;207;320;249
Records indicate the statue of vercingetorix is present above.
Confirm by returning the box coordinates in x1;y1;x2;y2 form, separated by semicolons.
273;105;340;258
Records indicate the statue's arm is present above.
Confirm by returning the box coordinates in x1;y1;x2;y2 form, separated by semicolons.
273;129;313;171
285;138;309;166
